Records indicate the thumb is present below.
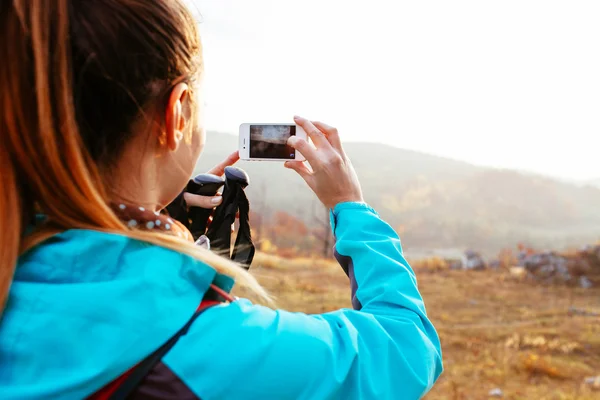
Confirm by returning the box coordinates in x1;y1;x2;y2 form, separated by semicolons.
285;161;314;185
183;192;223;209
285;160;308;176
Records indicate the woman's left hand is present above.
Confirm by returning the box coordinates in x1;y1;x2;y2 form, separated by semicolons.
183;151;240;209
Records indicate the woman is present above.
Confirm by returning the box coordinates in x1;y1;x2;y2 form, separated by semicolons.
0;1;442;399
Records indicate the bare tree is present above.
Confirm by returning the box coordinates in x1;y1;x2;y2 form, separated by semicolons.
312;200;334;258
251;181;268;242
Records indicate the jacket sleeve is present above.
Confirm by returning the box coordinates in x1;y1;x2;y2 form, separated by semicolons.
163;202;443;400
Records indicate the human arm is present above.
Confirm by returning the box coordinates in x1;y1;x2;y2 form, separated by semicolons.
163;118;443;399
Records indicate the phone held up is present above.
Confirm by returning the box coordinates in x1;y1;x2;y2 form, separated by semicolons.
239;123;307;161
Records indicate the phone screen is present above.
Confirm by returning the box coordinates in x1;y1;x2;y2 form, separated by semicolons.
249;125;296;159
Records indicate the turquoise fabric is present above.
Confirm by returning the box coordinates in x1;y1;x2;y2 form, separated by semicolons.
0;202;442;399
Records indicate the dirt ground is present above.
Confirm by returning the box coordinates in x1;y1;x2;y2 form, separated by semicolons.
242;253;600;400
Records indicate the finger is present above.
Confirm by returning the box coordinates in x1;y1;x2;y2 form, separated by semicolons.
294;115;330;149
183;192;223;209
284;160;314;184
207;151;240;176
195;235;210;248
313;121;343;154
288;136;319;165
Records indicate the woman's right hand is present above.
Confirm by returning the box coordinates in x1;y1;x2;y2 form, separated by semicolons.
285;116;364;209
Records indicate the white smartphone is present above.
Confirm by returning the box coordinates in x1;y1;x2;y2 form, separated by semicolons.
239;123;307;161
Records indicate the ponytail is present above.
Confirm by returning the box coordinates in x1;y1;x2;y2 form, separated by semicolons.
0;0;269;311
0;146;23;309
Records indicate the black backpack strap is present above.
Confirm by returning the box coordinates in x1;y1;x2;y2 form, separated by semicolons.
108;303;217;400
230;189;255;269
205;181;255;269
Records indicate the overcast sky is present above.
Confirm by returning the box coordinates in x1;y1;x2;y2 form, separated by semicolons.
188;0;599;181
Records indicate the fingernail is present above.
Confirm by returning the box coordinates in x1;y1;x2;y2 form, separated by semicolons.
294;115;301;120
288;136;297;145
211;196;222;205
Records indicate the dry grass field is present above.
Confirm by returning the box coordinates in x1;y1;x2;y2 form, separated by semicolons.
241;253;600;400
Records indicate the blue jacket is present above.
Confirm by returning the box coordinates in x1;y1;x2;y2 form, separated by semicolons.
0;202;442;399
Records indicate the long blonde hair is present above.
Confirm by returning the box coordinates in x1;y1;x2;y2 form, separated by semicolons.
0;0;268;310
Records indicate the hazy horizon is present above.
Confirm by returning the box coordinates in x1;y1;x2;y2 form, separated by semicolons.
189;0;600;181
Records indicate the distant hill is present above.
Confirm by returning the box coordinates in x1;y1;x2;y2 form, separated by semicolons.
585;178;600;188
195;131;600;256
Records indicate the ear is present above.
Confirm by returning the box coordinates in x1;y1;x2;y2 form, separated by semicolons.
164;82;189;151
